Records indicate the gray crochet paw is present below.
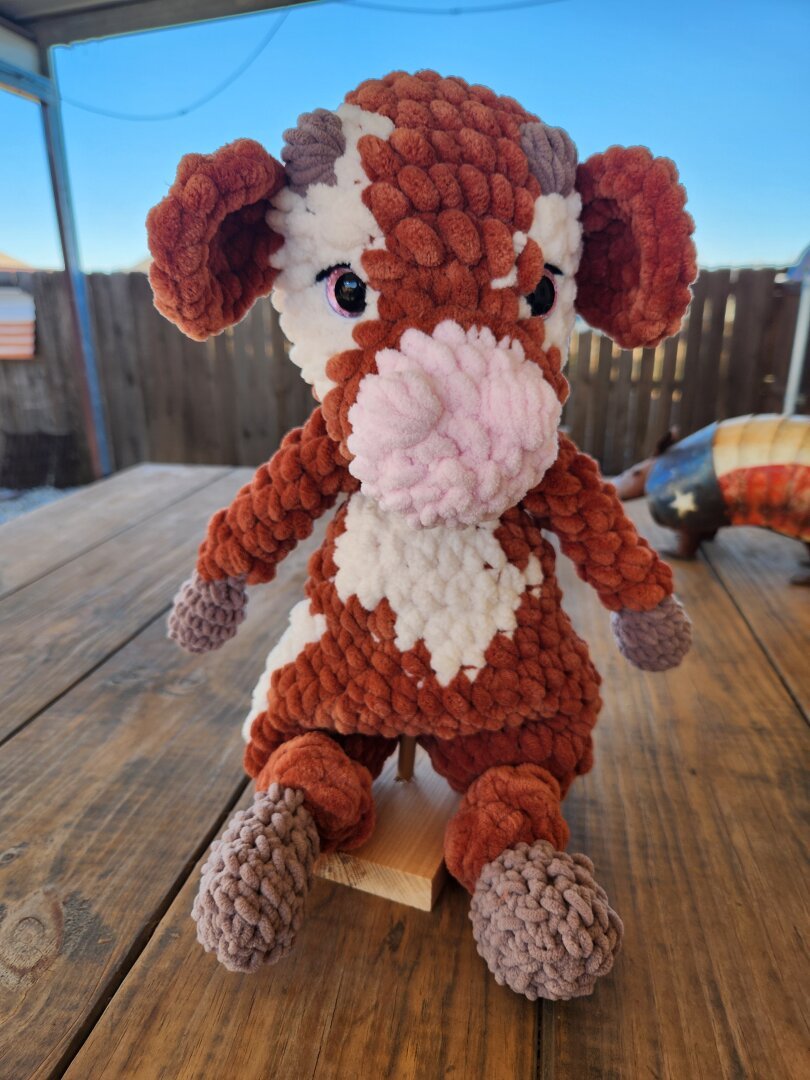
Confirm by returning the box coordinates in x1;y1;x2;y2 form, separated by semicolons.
470;840;623;1001
192;784;320;973
167;571;247;654
611;594;691;671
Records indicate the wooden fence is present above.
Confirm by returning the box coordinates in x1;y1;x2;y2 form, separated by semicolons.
563;267;809;474
0;267;807;486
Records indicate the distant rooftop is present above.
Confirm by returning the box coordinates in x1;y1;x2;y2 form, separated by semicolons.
0;251;33;271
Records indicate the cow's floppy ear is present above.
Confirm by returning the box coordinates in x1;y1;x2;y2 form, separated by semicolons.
147;139;285;341
575;146;697;349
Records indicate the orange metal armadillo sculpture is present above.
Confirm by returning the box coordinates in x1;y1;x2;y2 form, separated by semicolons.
645;414;810;557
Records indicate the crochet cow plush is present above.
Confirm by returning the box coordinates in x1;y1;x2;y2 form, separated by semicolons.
148;70;696;1002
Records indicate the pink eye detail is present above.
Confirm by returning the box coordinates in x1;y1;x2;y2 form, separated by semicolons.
526;265;560;318
323;265;367;318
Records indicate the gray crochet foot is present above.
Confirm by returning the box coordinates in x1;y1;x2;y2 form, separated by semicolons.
470;840;623;1001
168;571;247;654
611;594;691;672
192;784;320;972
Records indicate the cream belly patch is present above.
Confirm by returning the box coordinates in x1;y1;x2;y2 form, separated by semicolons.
332;494;543;686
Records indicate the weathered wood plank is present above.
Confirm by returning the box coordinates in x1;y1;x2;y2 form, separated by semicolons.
64;822;535;1080
0;469;244;741
604;348;633;474
589;335;614;467
701;525;810;721
155;308;188;463
0;526;322;1080
678;271;708;436
88;273;149;470
693;269;732;432
543;501;809;1079
42;272;92;480
0;462;227;600
631;346;656;461
0;273;69;436
211;330;240;465
758;279;800;414
649;333;679;447
231;301;280;467
567;329;592;450
725;268;775;420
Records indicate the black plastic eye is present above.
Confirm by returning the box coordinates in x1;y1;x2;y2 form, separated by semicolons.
323;266;367;318
525;268;558;318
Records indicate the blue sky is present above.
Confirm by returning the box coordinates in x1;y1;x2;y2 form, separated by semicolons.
3;0;808;271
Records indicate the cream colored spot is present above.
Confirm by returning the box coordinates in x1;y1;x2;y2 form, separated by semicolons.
242;600;327;741
332;494;543;686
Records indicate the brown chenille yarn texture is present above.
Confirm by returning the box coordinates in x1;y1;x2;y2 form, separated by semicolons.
576;146;697;349
319;71;571;457
523;433;673;612
196;407;358;585
243;508;604;746
147;138;285;340
444;764;569;893
256;732;376;853
192;783;319;972
471;839;623;1000
151;70;696;996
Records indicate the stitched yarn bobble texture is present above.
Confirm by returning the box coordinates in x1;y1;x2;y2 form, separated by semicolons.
147;68;696;1000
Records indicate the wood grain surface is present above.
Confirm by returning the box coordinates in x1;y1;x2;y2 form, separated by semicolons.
64;794;535;1080
0;469;248;742
0;481;321;1079
701;526;809;720
541;503;809;1079
0;463;227;600
1;469;807;1080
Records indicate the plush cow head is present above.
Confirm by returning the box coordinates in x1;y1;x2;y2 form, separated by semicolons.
147;70;696;529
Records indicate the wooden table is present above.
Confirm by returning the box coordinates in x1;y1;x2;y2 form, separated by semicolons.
0;464;807;1080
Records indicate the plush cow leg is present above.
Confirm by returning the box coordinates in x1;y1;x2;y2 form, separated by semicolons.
193;731;380;972
441;760;623;1001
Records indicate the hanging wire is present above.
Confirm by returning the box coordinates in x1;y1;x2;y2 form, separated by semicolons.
57;0;565;122
337;0;562;12
59;9;290;122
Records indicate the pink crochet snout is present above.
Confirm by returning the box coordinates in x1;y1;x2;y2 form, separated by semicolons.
346;320;562;528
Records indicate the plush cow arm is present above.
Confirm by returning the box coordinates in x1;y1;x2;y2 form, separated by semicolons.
521;434;691;670
169;407;358;653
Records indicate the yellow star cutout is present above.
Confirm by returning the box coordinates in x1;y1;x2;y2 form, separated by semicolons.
670;488;697;517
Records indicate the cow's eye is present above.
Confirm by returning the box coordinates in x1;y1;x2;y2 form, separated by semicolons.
319;264;367;317
526;264;561;318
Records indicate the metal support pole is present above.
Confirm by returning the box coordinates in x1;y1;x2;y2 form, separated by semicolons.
37;46;112;477
784;271;810;415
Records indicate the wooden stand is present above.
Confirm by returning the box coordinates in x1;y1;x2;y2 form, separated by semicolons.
316;739;459;911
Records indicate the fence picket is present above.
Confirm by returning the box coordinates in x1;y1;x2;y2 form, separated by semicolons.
589;334;614;465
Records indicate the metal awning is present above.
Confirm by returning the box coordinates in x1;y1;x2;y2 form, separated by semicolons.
0;1;311;47
0;1;311;477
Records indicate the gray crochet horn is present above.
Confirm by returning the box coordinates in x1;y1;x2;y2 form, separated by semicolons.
519;121;578;197
282;108;346;195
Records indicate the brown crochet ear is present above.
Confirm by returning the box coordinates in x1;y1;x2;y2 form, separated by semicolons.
575;146;697;349
147;139;286;340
